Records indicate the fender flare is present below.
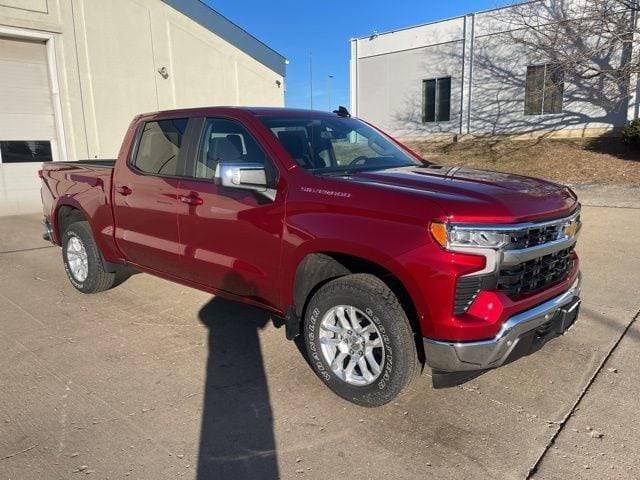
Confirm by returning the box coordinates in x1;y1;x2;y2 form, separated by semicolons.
283;239;426;331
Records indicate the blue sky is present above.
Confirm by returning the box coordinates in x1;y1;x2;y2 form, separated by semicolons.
205;1;508;110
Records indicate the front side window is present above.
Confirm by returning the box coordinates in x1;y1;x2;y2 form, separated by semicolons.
193;118;273;181
133;118;188;176
525;64;564;115
423;77;452;123
260;115;421;174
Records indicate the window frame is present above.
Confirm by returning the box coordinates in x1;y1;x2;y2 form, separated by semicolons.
127;116;194;179
422;76;452;124
524;63;564;116
184;116;279;186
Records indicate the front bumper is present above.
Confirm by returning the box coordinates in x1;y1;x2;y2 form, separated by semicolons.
424;273;581;372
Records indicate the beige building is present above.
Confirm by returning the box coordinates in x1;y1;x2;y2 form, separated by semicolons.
0;0;286;215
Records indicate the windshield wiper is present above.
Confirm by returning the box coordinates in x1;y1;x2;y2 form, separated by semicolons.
311;164;415;176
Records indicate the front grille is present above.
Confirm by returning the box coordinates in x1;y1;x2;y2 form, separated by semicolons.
497;247;574;297
507;212;581;249
508;224;563;249
454;276;482;315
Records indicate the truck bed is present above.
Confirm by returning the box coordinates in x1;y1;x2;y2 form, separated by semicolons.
50;159;116;168
40;160;116;254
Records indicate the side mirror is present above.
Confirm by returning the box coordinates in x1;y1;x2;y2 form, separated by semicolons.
214;163;276;200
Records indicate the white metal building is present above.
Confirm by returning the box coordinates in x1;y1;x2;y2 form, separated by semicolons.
0;0;285;215
350;1;637;140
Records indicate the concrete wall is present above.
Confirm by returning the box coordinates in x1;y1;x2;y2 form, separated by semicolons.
0;0;285;215
351;0;632;139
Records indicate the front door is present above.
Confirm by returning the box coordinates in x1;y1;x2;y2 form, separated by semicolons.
176;117;284;309
113;117;189;276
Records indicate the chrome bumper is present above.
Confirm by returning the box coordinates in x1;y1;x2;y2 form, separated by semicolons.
424;274;582;372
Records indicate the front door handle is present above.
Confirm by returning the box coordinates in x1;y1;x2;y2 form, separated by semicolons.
179;193;203;206
117;185;132;196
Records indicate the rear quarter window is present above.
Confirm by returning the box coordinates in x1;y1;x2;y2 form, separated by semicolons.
133;118;188;176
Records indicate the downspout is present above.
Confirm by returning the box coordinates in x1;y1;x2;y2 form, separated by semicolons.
466;13;476;135
459;15;467;136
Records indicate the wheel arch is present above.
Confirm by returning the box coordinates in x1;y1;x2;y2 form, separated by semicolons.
291;251;423;341
53;201;122;273
53;200;90;244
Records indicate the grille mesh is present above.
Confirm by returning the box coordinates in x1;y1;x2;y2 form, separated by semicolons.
508;224;562;249
498;247;574;297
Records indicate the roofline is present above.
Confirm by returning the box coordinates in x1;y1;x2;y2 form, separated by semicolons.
351;0;535;41
160;0;287;76
137;106;345;118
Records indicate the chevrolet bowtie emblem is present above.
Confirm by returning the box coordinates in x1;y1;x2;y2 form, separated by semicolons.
564;220;579;238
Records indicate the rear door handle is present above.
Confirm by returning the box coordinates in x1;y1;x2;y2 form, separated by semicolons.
117;186;132;196
179;194;203;206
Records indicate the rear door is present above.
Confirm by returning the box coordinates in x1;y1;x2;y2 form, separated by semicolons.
175;116;284;309
113;117;191;276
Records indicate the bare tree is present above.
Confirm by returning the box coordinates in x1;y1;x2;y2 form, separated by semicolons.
499;0;638;98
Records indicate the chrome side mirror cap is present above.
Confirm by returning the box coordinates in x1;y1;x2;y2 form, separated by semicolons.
214;163;276;201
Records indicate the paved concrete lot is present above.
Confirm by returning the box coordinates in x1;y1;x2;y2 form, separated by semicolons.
0;201;638;480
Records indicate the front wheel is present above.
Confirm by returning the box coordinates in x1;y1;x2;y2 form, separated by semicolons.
303;274;420;407
62;221;116;293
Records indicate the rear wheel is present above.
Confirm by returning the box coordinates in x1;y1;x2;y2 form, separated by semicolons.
303;274;419;407
62;221;116;293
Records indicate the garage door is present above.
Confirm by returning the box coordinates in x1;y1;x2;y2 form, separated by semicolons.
0;36;55;163
0;36;57;215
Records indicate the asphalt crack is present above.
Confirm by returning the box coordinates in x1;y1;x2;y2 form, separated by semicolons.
526;307;640;478
0;246;55;255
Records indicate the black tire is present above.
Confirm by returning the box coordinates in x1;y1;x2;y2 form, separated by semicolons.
62;221;116;293
303;274;419;407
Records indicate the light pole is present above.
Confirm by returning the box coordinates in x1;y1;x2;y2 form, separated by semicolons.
327;75;334;111
309;51;313;110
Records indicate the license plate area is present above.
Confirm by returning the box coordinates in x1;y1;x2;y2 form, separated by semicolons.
556;297;581;334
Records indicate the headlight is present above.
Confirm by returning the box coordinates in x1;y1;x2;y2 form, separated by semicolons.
430;222;510;250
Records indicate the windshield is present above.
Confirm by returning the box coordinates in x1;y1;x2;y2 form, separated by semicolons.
259;115;422;174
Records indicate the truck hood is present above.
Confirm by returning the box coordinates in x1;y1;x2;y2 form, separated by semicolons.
343;165;578;223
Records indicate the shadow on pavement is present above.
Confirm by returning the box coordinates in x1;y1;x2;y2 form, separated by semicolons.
196;297;279;480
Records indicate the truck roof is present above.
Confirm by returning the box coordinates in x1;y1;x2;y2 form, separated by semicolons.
138;106;343;120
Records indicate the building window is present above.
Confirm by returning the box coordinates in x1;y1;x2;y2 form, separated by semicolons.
423;77;451;123
0;141;52;163
525;64;564;116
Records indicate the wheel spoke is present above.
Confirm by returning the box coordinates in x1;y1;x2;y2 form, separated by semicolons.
368;337;382;348
360;324;375;337
331;351;347;372
335;307;351;330
344;357;357;381
357;356;374;382
319;336;341;346
347;306;363;333
365;351;381;375
320;322;341;333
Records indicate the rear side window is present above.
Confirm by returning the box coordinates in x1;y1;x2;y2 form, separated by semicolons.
133;118;188;175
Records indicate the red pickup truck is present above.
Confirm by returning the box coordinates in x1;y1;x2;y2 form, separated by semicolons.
40;106;581;406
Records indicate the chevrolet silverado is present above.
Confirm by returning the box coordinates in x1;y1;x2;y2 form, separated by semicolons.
40;106;582;406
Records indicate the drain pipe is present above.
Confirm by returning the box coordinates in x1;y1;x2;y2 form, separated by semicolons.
466;13;476;135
